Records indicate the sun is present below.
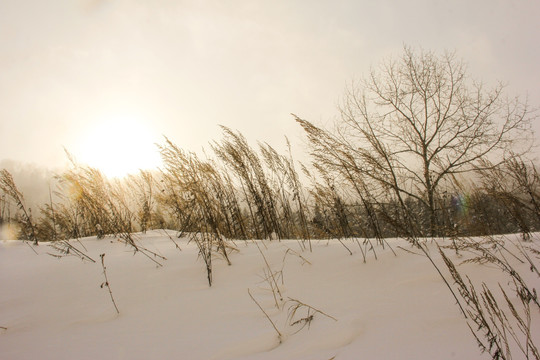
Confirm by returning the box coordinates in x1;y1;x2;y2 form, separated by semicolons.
77;114;162;178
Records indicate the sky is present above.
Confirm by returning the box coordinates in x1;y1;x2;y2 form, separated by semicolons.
1;0;540;178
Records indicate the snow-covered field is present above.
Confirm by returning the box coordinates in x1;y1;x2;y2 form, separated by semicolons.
1;231;539;359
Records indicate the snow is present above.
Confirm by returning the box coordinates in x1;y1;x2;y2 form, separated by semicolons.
1;231;538;359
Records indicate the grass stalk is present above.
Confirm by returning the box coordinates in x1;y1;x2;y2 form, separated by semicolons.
248;288;282;344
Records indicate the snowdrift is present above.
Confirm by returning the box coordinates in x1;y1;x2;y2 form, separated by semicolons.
1;231;539;359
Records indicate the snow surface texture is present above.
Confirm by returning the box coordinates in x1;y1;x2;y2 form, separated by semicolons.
1;231;538;359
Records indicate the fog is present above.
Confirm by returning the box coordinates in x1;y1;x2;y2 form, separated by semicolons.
1;0;540;170
0;159;60;211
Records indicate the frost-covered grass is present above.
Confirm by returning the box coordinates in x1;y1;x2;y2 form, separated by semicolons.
1;231;539;359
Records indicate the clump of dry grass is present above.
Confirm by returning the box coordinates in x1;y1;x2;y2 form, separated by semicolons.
286;297;337;334
439;237;540;360
247;242;335;348
248;287;338;346
0;169;38;246
159;138;235;285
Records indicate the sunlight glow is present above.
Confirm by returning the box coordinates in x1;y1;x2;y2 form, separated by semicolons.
77;114;161;178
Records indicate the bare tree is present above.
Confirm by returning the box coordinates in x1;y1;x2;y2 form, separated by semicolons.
299;47;534;237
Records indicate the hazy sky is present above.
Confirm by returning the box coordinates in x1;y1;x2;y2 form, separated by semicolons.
1;0;539;176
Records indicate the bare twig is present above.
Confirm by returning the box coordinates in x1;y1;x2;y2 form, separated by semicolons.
159;229;182;251
100;253;119;314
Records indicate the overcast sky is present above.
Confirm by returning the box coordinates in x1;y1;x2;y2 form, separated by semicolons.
1;0;539;174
